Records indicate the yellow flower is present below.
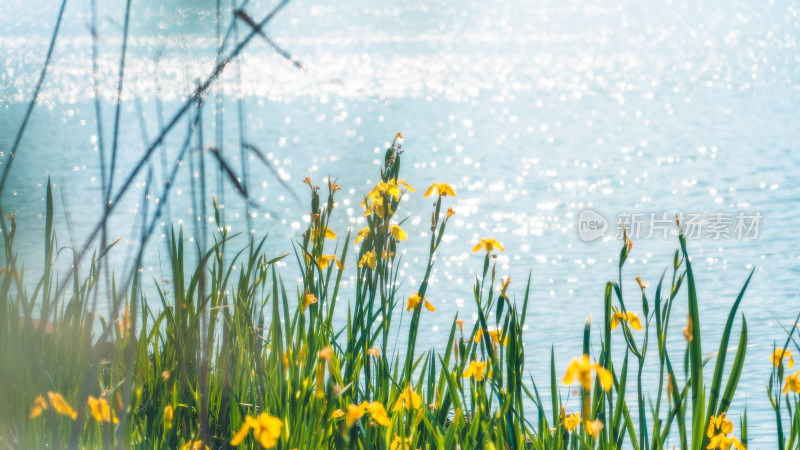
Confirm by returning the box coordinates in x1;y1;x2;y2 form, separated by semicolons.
635;275;649;289
389;224;406;241
783;371;800;394
455;319;464;334
318;346;333;360
354;227;371;243
302;290;318;311
447;207;456;218
29;395;48;419
367;347;381;358
472;238;504;253
683;314;693;342
463;360;490;381
406;292;435;312
772;348;794;368
560;407;581;432
230;413;283;448
610;310;643;331
397;179;415;192
47;392;77;420
396;132;403;140
706;413;746;450
164;405;174;429
317;254;344;270
310;226;337;240
182;440;210;450
88;395;116;424
500;276;511;299
392;385;422;412
585;420;604;438
474;328;483;343
368;402;391;426
346;402;369;428
391;436;411;450
563;354;612;392
488;329;508;346
358;251;377;270
423;182;456;198
331;409;345;419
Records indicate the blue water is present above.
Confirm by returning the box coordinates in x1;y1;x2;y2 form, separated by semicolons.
2;0;800;445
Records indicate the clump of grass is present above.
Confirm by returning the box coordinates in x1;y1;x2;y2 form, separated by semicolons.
0;134;783;449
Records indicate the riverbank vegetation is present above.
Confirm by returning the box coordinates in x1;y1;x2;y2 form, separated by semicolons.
2;135;799;449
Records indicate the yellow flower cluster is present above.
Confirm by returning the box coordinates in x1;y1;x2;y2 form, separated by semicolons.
473;328;506;346
392;385;422;412
87;395;118;424
362;179;414;218
560;407;581;432
230;412;283;448
463;360;491;381
706;413;746;450
29;391;77;420
182;441;209;450
359;251;377;270
391;435;411;450
332;401;391;428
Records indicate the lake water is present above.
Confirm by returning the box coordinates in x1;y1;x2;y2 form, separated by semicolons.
2;0;799;444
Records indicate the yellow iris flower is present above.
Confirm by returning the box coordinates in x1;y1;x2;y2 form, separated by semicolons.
472;238;504;253
342;401;391;428
311;226;337;240
392;385;422;412
463;360;490;381
302;290;318;311
389;224;406;241
784;371;800;394
182;441;210;450
635;275;649;289
317;254;344;270
706;413;745;450
88;395;117;424
368;402;391;426
563;354;613;392
586;420;604;438
358;251;377;270
391;436;411;450
423;182;456;198
29;391;78;420
611;310;643;330
560;407;581;432
772;348;794;368
488;329;508;346
230;412;283;448
406;292;435;312
354;227;371;243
